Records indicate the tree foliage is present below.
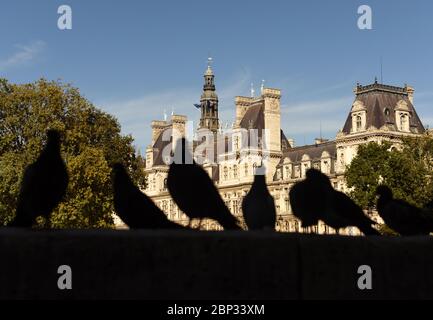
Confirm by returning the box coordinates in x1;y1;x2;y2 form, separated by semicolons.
345;136;433;210
0;78;146;228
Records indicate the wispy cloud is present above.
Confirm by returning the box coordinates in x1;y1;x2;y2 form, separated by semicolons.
0;40;46;71
99;69;252;152
99;75;355;151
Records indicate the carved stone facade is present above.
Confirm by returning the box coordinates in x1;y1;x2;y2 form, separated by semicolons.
131;68;426;235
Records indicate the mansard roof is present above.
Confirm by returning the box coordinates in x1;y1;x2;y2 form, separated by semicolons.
152;128;172;166
342;82;425;134
239;104;265;132
281;140;336;164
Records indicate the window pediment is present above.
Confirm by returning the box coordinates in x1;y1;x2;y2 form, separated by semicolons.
395;100;409;111
351;100;367;112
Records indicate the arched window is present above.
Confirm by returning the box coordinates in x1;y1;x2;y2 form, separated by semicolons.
223;166;228;180
233;165;238;179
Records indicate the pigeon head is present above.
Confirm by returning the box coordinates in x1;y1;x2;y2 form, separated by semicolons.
112;163;127;175
47;129;61;142
306;168;331;185
46;129;62;151
173;138;193;164
376;185;393;200
112;163;130;184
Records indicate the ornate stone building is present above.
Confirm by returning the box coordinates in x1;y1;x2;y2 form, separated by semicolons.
140;62;425;234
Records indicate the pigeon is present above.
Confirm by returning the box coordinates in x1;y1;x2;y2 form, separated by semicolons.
242;170;276;231
289;169;328;228
290;169;379;235
167;138;242;230
323;187;380;235
307;169;379;235
112;163;184;229
9;129;68;228
376;185;433;235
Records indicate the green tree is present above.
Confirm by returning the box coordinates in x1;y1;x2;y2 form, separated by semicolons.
0;78;146;228
345;138;433;210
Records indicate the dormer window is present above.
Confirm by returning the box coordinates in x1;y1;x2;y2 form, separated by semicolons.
395;100;411;132
399;113;409;132
356;115;362;131
352;112;366;132
351;101;366;133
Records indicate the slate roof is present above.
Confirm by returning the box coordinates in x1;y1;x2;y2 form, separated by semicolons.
281;141;336;163
342;83;425;134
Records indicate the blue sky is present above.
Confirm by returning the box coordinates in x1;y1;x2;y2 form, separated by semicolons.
1;0;433;152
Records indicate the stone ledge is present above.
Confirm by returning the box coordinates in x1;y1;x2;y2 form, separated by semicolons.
0;229;432;300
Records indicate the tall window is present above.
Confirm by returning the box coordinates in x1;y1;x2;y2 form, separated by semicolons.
400;113;408;131
234;136;240;150
356;115;362;131
233;165;238;179
223;166;228;180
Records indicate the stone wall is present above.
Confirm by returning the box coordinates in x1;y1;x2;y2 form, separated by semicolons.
0;229;432;299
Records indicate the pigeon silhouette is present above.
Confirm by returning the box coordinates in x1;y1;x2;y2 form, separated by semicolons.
167;138;242;230
290;169;379;235
242;168;276;231
9;129;68;228
376;185;433;235
289;169;328;228
113;163;184;229
324;187;380;235
307;169;379;235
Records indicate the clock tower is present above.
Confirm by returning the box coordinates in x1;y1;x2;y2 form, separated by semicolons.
199;57;220;133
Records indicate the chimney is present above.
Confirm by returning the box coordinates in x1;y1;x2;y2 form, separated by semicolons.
315;138;329;145
151;120;167;144
235;96;253;126
405;84;415;104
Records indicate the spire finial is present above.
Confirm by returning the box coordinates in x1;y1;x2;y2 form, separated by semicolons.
261;79;265;94
171;107;174;116
205;56;213;76
250;83;255;98
374;76;378;84
164;109;167;121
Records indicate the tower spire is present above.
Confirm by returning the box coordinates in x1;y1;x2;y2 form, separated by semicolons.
198;57;219;132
